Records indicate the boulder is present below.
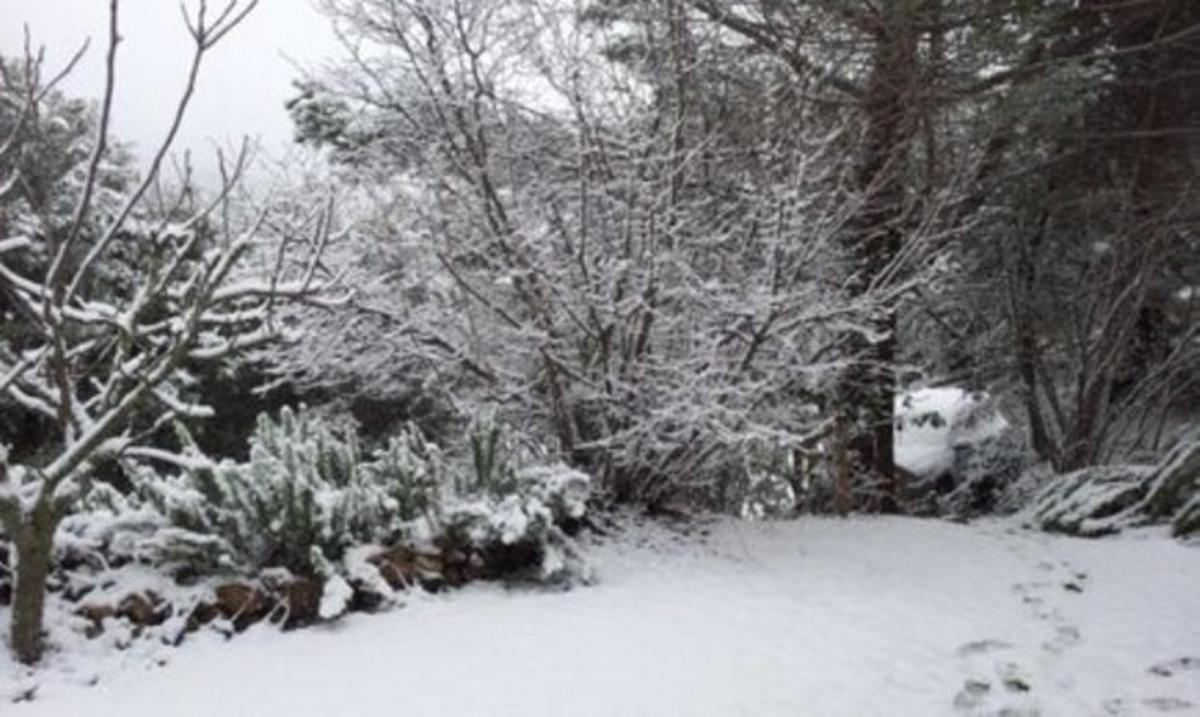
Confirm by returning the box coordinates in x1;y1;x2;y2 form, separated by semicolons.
76;590;171;638
76;604;117;639
265;575;322;628
369;547;446;590
117;591;170;627
213;582;273;631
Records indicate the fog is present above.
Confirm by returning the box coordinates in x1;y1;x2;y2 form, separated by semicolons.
1;0;339;177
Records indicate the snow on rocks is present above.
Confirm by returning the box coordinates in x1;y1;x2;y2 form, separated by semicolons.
3;515;1197;716
1028;431;1200;539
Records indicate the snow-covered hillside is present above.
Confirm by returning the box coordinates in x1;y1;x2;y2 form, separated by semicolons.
5;516;1197;716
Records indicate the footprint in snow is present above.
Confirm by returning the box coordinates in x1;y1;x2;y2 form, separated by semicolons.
1149;657;1200;678
1062;570;1089;594
1142;697;1195;712
1042;624;1082;654
9;686;37;704
952;664;1036;714
957;639;1014;657
995;662;1033;694
1104;696;1195;715
953;679;991;711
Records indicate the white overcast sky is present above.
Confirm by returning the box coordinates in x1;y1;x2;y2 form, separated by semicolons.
2;0;339;176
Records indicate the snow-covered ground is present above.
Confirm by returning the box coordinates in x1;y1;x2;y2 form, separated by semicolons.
4;516;1198;716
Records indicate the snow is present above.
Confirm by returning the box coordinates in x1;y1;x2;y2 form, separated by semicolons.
318;574;354;620
896;387;1009;478
4;516;1198;716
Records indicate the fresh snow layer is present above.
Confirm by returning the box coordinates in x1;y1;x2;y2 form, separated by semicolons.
5;517;1199;716
896;387;1008;478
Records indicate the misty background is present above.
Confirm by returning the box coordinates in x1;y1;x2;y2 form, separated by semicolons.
1;0;339;178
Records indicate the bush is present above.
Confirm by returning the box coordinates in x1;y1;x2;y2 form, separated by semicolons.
130;408;442;578
1026;432;1200;538
438;416;592;582
943;428;1030;517
119;407;592;587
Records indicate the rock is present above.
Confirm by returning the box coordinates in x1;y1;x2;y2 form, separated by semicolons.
214;583;273;631
441;546;488;587
76;604;117;639
186;601;221;632
275;577;322;628
369;547;446;590
117;591;170;627
76;590;171;638
347;582;388;613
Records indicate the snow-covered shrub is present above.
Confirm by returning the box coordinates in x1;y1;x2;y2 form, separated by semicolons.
894;388;1027;516
136;407;444;577
943;428;1030;516
458;416;521;498
734;445;802;519
1029;465;1153;537
1173;495;1200;539
365;428;446;526
117;408;594;589
440;463;592;583
1027;432;1200;538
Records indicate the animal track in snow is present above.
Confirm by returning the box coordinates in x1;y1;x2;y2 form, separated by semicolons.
1042;624;1082;654
957;639;1014;657
1149;657;1200;678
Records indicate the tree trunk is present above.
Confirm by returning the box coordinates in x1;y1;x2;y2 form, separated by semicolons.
1010;209;1058;464
10;507;57;665
834;0;917;513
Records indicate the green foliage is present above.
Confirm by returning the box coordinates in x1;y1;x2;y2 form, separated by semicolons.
367;428;445;524
136;407;592;583
140;407;446;576
463;416;520;498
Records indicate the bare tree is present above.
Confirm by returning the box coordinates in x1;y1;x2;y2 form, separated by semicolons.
278;0;957;514
0;0;340;664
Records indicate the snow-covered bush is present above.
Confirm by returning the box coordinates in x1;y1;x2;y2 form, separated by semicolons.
1029;465;1153;537
1027;431;1200;538
119;408;593;586
943;428;1030;516
437;416;591;583
458;416;522;498
135;408;444;577
441;464;592;583
894;388;1028;515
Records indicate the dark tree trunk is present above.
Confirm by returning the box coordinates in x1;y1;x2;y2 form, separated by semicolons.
9;505;58;665
834;0;917;513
